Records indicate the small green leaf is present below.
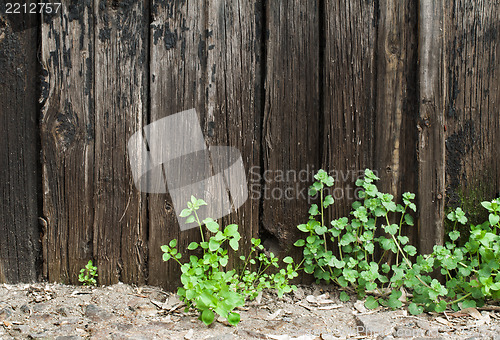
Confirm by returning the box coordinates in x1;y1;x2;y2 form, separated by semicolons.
339;291;350;302
224;224;239;236
434;300;447;313
201;309;215;325
197;198;208;206
179;208;192;217
204;218;219;233
408;303;424;315
403;245;417;256
219;257;228;267
397;235;409;245
384;224;398;235
283;256;293;264
364;296;379;309
309;204;319;216
187;242;199;250
449;230;460;241
323;195;334;207
481;201;493;211
227;312;240;326
387;297;403;309
185;215;196;224
297;224;309;232
209;239;219;252
404;214;414;226
294;239;305;247
461;299;477;309
308;186;317;196
169;239;177;247
229;238;239;251
162;253;171;261
489;214;500;226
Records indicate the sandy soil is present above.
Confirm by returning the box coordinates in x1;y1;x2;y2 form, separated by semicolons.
0;282;499;339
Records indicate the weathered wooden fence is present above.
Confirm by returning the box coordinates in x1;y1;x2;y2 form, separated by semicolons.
1;0;499;289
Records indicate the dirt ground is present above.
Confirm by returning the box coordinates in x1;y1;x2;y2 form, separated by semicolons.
0;282;499;339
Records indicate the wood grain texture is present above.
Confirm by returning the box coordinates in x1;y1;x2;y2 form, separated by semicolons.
149;0;207;289
3;0;499;285
262;0;321;257
149;0;261;288
444;0;500;224
40;1;96;284
93;0;148;285
323;0;377;218
205;0;261;267
374;0;418;245
0;11;40;283
418;0;446;254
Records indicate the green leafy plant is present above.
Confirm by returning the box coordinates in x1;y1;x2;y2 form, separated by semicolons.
295;169;419;309
424;201;500;311
79;260;98;286
295;169;500;315
162;196;298;326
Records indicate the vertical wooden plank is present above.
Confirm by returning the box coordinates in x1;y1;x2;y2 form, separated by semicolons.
418;0;446;253
262;0;321;255
149;0;261;288
444;0;500;224
204;0;262;267
149;0;207;289
93;0;148;284
374;0;418;244
40;2;95;284
323;0;377;217
0;11;40;282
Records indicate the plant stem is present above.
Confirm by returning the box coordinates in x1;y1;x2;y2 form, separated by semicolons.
389;233;431;289
193;210;205;245
387;214;400;267
447;292;472;305
338;236;343;260
321;188;327;252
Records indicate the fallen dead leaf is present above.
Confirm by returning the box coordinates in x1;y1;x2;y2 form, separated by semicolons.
353;300;367;314
267;309;283;320
317;304;342;310
306;294;334;305
460;307;482;320
435;316;452;326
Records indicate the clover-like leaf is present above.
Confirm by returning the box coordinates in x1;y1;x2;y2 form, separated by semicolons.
323;195;334;208
364;296;379;309
449;230;460;241
203;218;219;233
309;204;319;216
187;242;199;250
339;291;350;302
408;303;424;315
229;238;239;251
383;224;398;235
489;214;500;226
